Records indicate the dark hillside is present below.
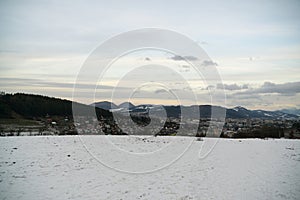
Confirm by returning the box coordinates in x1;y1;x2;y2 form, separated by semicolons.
0;93;111;119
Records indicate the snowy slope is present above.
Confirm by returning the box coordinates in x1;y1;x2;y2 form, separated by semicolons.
0;136;299;200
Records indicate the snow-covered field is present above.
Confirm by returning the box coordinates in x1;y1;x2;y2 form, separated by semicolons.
0;136;299;200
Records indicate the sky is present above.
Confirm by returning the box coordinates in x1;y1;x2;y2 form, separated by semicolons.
0;0;300;110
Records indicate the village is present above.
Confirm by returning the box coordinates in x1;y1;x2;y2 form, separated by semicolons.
1;114;299;139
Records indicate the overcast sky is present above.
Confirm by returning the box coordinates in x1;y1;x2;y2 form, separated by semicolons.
0;0;300;110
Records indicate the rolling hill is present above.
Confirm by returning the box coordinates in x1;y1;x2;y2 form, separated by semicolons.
0;93;111;119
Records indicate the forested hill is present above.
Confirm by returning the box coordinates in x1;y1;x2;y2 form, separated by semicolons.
0;93;111;119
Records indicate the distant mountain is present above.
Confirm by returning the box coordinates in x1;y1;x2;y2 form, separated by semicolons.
278;108;300;117
155;105;298;119
230;106;298;119
130;104;156;113
91;101;118;111
118;102;135;109
93;100;298;120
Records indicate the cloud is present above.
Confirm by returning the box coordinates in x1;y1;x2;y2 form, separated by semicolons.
169;57;218;67
201;60;218;66
217;83;249;90
179;65;191;72
170;55;198;61
0;77;126;90
249;56;260;61
236;81;300;95
155;89;168;94
260;81;300;94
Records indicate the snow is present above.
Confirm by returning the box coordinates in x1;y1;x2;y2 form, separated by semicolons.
263;113;272;117
0;136;300;200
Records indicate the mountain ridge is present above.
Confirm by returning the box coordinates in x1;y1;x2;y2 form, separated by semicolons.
0;93;298;120
93;101;299;120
